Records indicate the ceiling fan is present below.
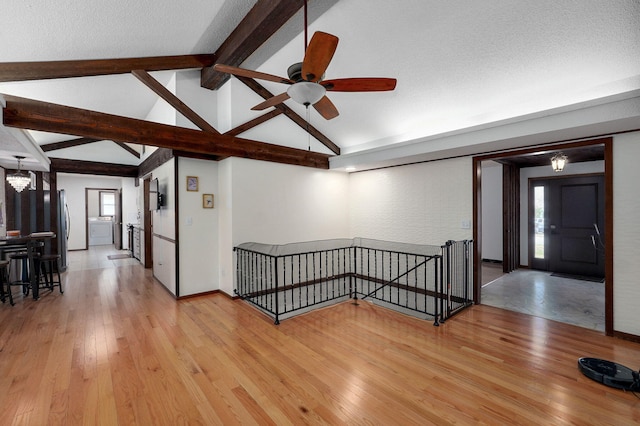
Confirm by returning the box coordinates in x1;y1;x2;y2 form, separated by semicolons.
213;2;396;120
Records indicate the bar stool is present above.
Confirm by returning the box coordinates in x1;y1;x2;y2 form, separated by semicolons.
0;259;10;305
38;254;63;294
7;251;38;300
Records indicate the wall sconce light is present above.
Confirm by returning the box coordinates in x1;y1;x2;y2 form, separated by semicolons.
5;156;31;192
551;152;568;172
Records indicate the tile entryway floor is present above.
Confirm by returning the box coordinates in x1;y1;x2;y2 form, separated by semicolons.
481;265;605;332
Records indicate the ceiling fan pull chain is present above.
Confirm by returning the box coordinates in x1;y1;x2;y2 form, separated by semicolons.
306;106;311;151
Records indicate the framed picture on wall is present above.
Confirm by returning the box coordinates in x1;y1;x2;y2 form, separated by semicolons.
186;176;198;192
203;194;214;208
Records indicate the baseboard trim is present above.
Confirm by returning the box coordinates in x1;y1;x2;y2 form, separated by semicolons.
612;330;640;344
175;289;239;300
177;289;221;300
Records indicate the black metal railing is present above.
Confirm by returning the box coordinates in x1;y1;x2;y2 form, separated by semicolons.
235;238;473;324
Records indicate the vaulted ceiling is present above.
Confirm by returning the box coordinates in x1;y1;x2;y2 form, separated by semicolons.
1;0;639;173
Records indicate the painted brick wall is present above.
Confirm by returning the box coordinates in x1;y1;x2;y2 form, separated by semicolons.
613;132;640;336
349;157;473;246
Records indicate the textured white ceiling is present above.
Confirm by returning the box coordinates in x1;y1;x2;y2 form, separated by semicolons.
0;0;255;61
303;0;640;152
1;0;639;169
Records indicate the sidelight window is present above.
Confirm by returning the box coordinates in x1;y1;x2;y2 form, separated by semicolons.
534;186;545;259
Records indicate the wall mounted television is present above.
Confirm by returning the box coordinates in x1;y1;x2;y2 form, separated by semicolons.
149;178;164;210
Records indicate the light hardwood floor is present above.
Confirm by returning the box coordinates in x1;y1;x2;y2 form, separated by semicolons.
1;248;639;425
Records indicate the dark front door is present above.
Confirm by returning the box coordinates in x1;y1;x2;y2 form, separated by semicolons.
530;174;605;278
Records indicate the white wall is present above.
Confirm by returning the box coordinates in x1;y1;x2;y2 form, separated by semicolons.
142;70;223;296
177;157;219;296
138;73;177;164
481;161;503;261
121;177;139;250
217;159;233;296
57;174;136;250
519;160;604;265
230;158;350;246
216;157;350;295
175;70;219;131
349;157;473;245
87;190;100;218
613;131;640;336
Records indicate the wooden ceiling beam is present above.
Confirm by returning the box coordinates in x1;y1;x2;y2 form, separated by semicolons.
0;54;216;82
224;109;283;137
40;137;102;152
113;142;141;159
131;69;220;134
40;136;140;158
139;148;174;178
50;158;138;178
236;76;341;155
201;0;302;90
2;94;330;169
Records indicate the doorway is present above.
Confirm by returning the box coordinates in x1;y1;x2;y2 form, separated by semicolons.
473;137;613;334
85;188;122;249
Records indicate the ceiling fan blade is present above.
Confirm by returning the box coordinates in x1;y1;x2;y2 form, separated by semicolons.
301;31;339;82
322;78;397;92
313;96;339;120
213;64;293;84
251;92;290;110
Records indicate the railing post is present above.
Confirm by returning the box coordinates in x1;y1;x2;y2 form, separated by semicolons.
351;246;358;302
234;247;239;297
434;255;441;326
447;241;452;320
274;255;280;325
441;241;453;323
464;240;470;303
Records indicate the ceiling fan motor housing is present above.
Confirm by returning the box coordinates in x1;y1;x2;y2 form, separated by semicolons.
287;62;304;82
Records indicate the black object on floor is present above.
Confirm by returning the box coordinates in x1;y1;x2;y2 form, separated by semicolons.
551;272;604;283
578;357;640;391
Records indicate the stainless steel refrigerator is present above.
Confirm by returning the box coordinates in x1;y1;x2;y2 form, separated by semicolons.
44;189;69;271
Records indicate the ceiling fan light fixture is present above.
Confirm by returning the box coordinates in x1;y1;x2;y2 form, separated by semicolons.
551;152;568;172
6;156;31;193
287;81;326;106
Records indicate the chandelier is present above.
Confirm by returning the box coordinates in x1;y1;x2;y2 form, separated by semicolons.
6;156;31;193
